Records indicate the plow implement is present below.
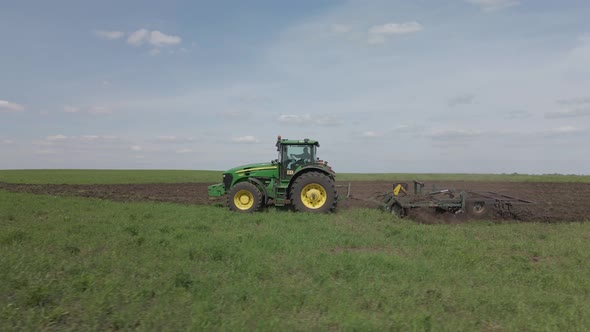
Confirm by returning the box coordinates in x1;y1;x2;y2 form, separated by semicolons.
370;180;535;219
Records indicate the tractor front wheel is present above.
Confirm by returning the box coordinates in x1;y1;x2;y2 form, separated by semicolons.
291;172;337;213
227;182;263;213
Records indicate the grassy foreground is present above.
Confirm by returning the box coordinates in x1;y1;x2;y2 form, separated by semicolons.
1;169;589;184
1;191;590;330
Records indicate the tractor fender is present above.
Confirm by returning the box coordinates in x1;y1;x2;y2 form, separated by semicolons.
247;177;268;205
287;166;334;194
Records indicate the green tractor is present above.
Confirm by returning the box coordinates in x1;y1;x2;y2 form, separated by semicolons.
208;136;338;213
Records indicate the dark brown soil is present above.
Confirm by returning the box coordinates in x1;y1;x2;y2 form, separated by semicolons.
1;180;589;223
0;183;214;205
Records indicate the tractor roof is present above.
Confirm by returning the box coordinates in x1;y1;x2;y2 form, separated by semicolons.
276;136;320;147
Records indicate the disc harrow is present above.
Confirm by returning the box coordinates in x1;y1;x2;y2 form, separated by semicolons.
370;180;535;219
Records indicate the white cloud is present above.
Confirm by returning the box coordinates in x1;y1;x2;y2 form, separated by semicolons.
369;22;423;35
94;30;125;40
278;114;343;127
570;35;590;60
155;136;196;144
557;34;590;75
393;124;424;134
63;105;80;113
367;34;386;45
545;108;590;119
88;106;112;114
148;48;161;56
361;131;381;138
149;30;182;47
176;148;193;154
1;139;14;144
232;136;259;143
550;126;580;133
315;115;344;127
75;135;119;142
223;110;252;118
556;97;590;105
430;129;483;140
448;94;476;107
543;126;584;137
367;22;423;44
131;145;143;151
127;29;150;46
505;110;531;119
331;24;352;33
46;134;68;141
0;100;24;112
465;0;520;11
428;129;487;148
35;149;57;155
278;114;310;125
127;29;182;47
64;105;112;114
157;136;177;142
33;139;53;147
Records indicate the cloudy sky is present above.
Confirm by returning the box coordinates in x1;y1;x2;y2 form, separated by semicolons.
1;0;589;174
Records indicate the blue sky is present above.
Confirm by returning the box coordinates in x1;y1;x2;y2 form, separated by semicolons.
1;0;589;174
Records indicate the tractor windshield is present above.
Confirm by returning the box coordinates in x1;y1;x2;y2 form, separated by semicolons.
280;144;316;175
283;145;315;163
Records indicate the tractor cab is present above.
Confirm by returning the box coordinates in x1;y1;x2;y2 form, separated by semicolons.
276;136;319;180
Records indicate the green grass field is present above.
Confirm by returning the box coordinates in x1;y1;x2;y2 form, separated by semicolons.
1;169;589;184
2;191;590;330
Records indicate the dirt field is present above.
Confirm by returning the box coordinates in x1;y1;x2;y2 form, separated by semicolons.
1;180;589;222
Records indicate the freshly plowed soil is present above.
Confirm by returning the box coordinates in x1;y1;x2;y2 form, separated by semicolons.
1;180;589;222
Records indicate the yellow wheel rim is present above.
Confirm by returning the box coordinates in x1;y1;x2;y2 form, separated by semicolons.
300;183;327;209
234;190;254;210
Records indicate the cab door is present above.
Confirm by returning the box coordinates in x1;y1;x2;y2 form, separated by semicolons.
280;144;315;181
280;145;294;180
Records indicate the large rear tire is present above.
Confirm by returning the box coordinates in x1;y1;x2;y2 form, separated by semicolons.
227;182;263;213
290;172;337;213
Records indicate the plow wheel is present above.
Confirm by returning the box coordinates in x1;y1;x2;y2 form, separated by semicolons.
466;200;493;218
391;203;407;218
291;172;337;213
227;182;263;213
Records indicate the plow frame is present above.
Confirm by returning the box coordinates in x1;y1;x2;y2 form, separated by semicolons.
375;180;535;218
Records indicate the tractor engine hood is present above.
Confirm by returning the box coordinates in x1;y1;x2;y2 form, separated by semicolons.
224;162;279;188
226;162;277;175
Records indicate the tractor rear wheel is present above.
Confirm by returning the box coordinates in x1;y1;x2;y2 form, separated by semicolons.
227;182;263;213
290;172;337;213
